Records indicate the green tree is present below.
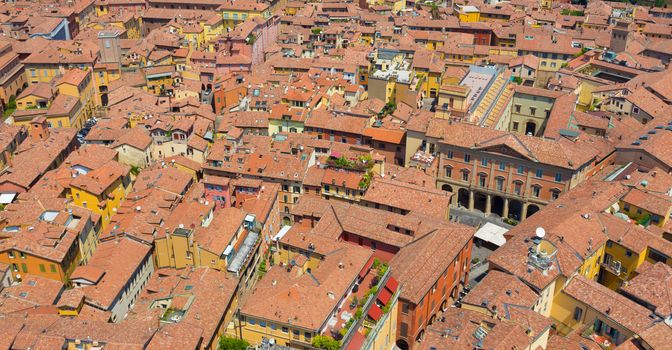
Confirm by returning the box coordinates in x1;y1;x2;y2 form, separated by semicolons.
219;336;249;350
312;335;340;350
377;262;389;278
130;166;141;176
334;156;353;168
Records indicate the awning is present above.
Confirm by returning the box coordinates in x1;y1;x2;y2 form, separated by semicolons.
367;305;382;321
0;193;16;204
474;222;509;247
377;287;392;305
272;225;291;241
359;258;375;278
223;245;233;256
384;276;399;294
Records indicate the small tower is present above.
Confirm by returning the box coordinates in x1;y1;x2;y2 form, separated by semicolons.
29;116;50;142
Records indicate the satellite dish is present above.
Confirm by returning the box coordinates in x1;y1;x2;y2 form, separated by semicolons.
535;227;546;238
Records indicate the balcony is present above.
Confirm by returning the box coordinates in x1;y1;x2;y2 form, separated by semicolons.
337;265;398;348
227;231;259;275
601;260;626;278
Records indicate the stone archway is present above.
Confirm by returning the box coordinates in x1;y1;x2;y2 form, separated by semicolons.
474;192;487;213
396;339;410;350
441;184;453;193
491;196;505;217
509;200;523;220
526;204;541;218
457;188;470;209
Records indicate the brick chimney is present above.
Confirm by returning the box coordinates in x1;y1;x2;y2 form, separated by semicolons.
29;116;49;142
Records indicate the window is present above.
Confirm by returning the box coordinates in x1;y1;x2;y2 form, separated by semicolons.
551;190;560;200
532;185;541;197
496;177;505;191
400;322;408;337
530;107;536;115
625;250;633;257
259;320;266;328
513;181;523;195
478;174;487;187
304;332;312;341
401;302;409;314
445;167;452;178
292;330;300;339
512;122;519;131
499;162;506;171
633;106;640;114
481;158;488;166
517;165;525;174
446;151;453;159
21;263;27;273
281;327;289;333
555;173;562;182
248;318;256;325
50;264;57;273
39;264;46;272
464;154;471;162
8;251;14;258
461;170;470;182
535;169;543;178
514;104;521;113
648;249;667;263
270;323;277;330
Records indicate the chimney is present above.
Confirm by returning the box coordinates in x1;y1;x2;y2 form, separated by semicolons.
29;116;49;142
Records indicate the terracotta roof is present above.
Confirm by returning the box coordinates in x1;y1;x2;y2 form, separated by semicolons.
620;262;672;317
76;237;151;310
362;177;451;219
564;275;654;334
390;225;475;304
241;243;372;330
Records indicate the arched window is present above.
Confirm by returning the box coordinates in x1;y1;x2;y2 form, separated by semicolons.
461;169;470;182
531;184;542;198
444;165;452;178
478;172;488;187
495;176;505;191
513;180;524;196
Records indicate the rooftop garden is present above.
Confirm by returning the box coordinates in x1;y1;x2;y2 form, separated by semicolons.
327;154;374;172
332;258;395;349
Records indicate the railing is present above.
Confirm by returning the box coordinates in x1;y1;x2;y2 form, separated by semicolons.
339;268;396;349
359;288;400;350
